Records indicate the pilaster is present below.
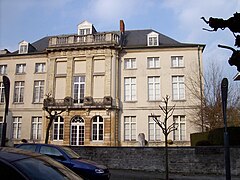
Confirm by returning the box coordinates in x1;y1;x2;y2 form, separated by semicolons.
105;54;112;96
66;57;74;97
85;55;94;97
47;58;56;95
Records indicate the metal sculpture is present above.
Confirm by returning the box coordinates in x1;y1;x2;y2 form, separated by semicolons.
202;12;240;72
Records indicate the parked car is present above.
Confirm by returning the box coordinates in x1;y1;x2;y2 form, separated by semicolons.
0;147;82;180
16;143;110;180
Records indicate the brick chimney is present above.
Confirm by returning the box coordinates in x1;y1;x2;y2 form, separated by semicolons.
120;20;125;33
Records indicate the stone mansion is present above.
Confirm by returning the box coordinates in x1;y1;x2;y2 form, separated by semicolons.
0;20;205;146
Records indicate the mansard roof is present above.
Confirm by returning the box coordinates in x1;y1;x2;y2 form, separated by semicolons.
0;29;204;57
122;29;202;48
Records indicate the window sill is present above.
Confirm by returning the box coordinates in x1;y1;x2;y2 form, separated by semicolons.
32;102;43;104
13;102;24;104
172;99;186;102
124;101;137;103
147;67;160;69
124;68;137;70
148;100;162;102
171;66;185;69
34;72;46;74
15;73;26;75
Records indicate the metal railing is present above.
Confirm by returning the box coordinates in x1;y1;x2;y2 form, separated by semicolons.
43;96;112;109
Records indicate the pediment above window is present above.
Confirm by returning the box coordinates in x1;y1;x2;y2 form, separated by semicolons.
147;31;159;46
77;20;97;35
19;40;29;54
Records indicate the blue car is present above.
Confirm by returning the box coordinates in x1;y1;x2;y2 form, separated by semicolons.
0;147;82;180
16;143;110;180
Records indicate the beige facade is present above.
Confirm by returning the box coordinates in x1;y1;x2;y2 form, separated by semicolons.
0;20;204;146
120;47;204;146
0;53;47;144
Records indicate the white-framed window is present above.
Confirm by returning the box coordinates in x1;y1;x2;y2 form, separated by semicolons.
33;80;44;103
147;32;159;46
19;45;28;54
173;115;186;141
0;65;7;75
53;116;64;141
71;116;84;146
35;63;46;73
147;57;160;68
13;117;22;139
16;64;26;74
148;76;160;101
148;116;161;141
14;81;24;103
172;76;185;100
124;58;136;69
0;82;4;103
92;116;104;141
171;56;184;68
79;28;90;35
32;117;42;140
124;116;136;141
124;77;136;101
73;76;85;103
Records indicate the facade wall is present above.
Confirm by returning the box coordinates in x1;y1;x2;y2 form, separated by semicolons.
0;24;204;147
120;47;203;146
44;48;119;146
0;54;47;144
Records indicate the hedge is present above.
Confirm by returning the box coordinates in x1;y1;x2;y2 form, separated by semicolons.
191;127;240;146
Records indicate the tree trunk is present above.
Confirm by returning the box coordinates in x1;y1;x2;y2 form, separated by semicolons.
45;117;54;144
165;132;169;180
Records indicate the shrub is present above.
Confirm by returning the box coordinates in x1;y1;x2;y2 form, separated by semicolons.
208;127;240;146
195;140;212;146
190;132;209;146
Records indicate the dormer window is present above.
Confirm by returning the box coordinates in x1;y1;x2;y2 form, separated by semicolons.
77;20;96;36
147;32;159;46
19;41;29;54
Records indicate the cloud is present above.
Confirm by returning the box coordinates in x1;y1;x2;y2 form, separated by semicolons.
162;0;240;77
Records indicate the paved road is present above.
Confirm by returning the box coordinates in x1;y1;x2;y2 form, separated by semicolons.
109;169;240;180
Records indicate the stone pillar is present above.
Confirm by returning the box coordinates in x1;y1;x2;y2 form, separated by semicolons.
84;115;91;144
110;110;119;146
63;112;71;145
85;55;93;97
47;58;56;95
105;54;112;96
66;57;74;97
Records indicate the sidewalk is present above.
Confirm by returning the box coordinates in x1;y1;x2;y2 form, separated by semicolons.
110;169;240;180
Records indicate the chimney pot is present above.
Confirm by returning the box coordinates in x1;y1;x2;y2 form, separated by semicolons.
120;20;125;33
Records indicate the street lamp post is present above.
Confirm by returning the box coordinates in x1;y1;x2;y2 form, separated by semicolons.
221;78;231;180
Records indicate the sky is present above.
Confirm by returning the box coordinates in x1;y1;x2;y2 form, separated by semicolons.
0;0;239;82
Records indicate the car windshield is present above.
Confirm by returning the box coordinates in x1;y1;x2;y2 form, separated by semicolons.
13;155;82;180
61;147;80;159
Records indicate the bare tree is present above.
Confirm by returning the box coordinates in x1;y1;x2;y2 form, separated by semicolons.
151;95;176;180
187;62;240;131
43;93;65;144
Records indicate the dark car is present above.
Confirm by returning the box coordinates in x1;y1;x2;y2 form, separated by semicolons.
0;147;82;180
16;143;110;180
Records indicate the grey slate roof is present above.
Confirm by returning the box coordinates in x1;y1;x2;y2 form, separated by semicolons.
122;29;201;48
0;29;204;56
124;29;178;47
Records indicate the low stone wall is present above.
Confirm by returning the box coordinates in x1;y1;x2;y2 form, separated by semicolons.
70;146;240;176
